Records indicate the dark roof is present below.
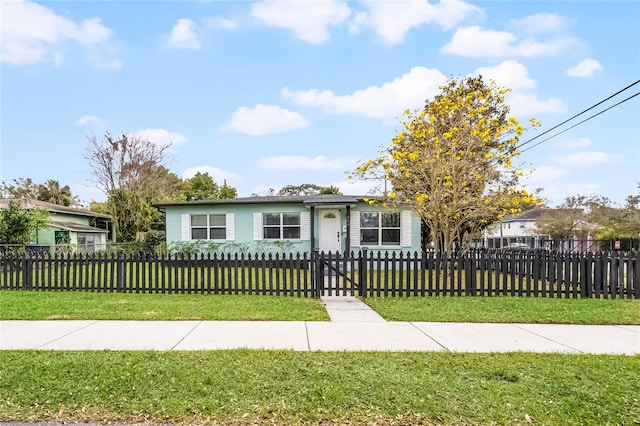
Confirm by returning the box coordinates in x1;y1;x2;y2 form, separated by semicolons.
0;198;110;219
502;208;571;222
155;194;369;208
50;221;109;233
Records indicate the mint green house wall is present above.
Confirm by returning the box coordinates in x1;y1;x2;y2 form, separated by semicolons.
165;202;311;255
161;197;422;256
0;198;111;254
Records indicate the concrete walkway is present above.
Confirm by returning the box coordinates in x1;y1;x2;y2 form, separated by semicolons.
321;295;386;322
1;318;638;354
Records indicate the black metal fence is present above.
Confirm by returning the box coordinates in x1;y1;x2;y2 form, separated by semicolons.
1;250;638;299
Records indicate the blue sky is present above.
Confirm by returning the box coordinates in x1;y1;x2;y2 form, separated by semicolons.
1;0;639;207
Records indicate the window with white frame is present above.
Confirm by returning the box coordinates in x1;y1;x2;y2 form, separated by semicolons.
77;232;99;254
360;212;401;245
191;214;226;240
263;213;300;239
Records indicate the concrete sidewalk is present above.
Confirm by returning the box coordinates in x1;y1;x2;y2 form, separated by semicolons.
1;319;638;354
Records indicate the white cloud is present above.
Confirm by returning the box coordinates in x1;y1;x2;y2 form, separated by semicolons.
75;115;103;126
219;104;310;135
257;155;356;171
332;179;383;196
203;16;239;30
442;25;579;57
182;166;240;184
523;165;607;206
565;183;601;195
353;0;479;45
527;165;568;184
561;137;592;149
510;13;567;33
469;61;565;117
565;58;602;78
282;66;448;119
472;60;536;90
508;93;566;117
168;18;201;50
1;0;120;68
132;129;189;147
522;165;568;202
553;151;624;165
250;0;350;44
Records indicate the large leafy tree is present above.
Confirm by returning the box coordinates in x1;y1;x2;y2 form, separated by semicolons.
219;180;238;199
184;172;220;201
85;133;239;242
278;184;342;196
1;178;38;199
535;196;593;240
537;189;640;243
0;201;49;247
353;76;542;253
182;173;238;201
2;178;79;206
84;132;175;242
584;186;640;240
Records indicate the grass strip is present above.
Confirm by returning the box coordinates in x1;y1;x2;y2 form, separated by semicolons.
0;291;329;321
0;351;638;425
363;296;640;324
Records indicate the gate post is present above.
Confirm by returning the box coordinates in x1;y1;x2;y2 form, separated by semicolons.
634;251;640;300
464;252;475;296
116;252;125;292
313;248;321;297
23;255;32;290
358;248;368;298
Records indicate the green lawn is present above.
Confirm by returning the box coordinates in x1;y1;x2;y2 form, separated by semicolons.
1;351;638;425
0;291;329;321
363;296;640;324
3;290;639;324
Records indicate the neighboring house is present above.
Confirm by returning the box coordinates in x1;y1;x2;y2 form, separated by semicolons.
155;195;421;255
483;208;601;251
483;208;548;249
0;198;112;254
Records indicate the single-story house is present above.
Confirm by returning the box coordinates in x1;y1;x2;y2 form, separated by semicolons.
155;195;422;255
0;198;112;254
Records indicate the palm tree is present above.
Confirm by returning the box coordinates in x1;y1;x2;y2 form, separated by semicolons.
37;180;76;206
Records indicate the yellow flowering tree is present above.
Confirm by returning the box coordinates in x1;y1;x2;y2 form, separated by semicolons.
354;76;543;253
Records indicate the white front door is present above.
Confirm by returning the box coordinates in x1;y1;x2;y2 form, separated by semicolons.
319;209;341;253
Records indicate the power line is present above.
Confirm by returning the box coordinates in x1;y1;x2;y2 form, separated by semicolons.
515;79;640;150
519;91;640;154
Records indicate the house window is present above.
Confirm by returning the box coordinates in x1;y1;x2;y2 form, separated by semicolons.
191;214;226;240
360;212;400;246
78;233;99;254
263;213;300;239
55;230;70;245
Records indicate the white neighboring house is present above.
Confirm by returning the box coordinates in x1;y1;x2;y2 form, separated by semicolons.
483;208;603;251
483;209;549;249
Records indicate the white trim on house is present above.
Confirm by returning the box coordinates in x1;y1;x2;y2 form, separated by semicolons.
300;211;310;241
181;214;190;241
225;213;235;241
350;211;360;247
401;210;412;247
253;212;263;241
